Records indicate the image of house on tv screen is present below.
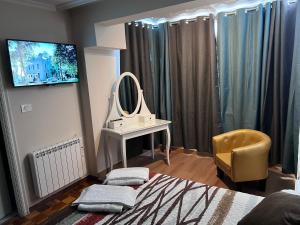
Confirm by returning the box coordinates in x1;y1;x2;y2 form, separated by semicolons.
7;40;79;87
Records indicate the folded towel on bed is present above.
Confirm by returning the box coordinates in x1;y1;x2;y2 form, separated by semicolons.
104;167;149;186
78;203;123;213
73;184;138;213
105;178;145;186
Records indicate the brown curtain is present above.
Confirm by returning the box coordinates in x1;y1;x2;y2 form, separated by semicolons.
168;15;222;153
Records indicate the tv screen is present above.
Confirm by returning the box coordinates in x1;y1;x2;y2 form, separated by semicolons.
6;39;79;87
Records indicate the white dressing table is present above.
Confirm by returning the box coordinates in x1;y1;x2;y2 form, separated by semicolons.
102;119;171;169
103;72;172;170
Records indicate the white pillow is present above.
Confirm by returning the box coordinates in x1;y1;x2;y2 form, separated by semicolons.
104;167;149;186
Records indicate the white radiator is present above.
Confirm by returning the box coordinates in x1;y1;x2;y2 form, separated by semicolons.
29;137;87;198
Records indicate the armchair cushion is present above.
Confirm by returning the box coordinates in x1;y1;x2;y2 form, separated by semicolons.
215;153;231;174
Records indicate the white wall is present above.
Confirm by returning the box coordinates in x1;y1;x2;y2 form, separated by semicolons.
84;48;121;173
0;2;84;206
95;24;126;49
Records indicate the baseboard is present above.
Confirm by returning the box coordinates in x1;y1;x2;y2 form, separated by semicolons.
0;212;17;224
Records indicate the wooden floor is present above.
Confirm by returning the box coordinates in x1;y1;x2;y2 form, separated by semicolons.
6;148;295;225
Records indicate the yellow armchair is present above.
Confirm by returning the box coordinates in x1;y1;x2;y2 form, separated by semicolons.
213;129;271;184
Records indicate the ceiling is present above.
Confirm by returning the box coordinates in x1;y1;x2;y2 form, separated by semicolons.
3;0;101;10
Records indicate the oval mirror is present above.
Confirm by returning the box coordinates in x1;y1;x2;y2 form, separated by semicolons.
115;72;142;118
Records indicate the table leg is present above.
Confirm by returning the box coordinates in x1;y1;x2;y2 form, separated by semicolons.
120;138;127;168
165;127;171;165
150;133;155;160
106;134;113;171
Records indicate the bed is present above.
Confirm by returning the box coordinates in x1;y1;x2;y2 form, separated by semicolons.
56;174;263;225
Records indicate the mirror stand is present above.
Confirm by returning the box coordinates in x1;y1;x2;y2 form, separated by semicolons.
105;93;121;128
105;72;156;129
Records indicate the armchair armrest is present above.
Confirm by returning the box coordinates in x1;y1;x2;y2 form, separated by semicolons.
213;130;243;155
231;140;271;182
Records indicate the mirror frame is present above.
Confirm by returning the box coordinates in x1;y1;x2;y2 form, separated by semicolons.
115;72;142;118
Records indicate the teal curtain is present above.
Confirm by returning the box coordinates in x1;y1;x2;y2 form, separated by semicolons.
147;23;172;145
157;23;172;121
148;25;159;115
260;1;297;165
283;1;300;173
148;23;172;121
217;4;270;131
218;2;300;170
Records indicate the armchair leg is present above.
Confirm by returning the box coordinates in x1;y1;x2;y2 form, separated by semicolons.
216;167;224;179
258;179;267;191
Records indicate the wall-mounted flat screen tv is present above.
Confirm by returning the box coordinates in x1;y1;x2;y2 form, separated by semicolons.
6;39;79;87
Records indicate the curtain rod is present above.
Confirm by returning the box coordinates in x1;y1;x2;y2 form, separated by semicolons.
224;0;297;16
224;4;264;16
169;16;211;25
224;6;258;16
128;22;160;29
134;0;298;26
129;16;211;28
